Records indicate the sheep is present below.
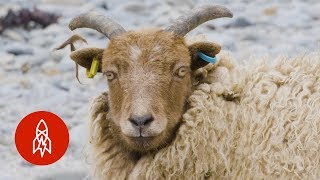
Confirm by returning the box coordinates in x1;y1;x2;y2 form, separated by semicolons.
57;4;320;179
89;52;320;179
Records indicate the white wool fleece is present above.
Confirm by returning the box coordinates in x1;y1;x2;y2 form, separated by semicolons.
89;51;320;179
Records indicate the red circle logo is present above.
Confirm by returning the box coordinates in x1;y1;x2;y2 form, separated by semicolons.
15;111;69;165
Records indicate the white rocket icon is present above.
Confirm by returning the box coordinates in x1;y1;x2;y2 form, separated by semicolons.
32;119;52;158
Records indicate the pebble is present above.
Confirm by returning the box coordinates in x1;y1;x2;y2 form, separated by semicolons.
20;62;30;74
242;34;258;41
0;52;14;65
123;3;147;14
206;24;216;30
263;7;278;16
53;81;70;91
226;17;253;28
2;30;25;42
5;44;34;55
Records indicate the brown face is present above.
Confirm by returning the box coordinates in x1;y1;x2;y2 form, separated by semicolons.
102;30;192;152
57;4;230;155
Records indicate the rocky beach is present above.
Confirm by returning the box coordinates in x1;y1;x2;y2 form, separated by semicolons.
0;0;319;179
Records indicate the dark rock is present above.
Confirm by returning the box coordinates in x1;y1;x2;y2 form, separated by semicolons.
242;34;258;41
206;24;216;30
53;82;70;92
100;2;108;10
226;17;253;28
6;45;33;55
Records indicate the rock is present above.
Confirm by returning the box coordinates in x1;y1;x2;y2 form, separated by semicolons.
206;24;216;30
41;61;61;76
309;4;320;20
43;69;61;76
2;30;25;41
242;34;258;41
0;52;14;65
0;135;10;145
226;17;253;28
19;79;32;89
5;44;34;55
53;81;69;91
21;62;30;74
165;0;194;7
264;7;278;16
100;2;109;10
51;50;65;63
30;51;51;67
123;3;147;14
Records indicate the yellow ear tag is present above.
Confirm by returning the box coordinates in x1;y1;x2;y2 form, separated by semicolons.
87;57;99;78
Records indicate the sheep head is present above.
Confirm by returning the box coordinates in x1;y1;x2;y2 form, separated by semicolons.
59;5;232;152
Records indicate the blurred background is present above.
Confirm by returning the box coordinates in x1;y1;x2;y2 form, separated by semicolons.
0;0;319;179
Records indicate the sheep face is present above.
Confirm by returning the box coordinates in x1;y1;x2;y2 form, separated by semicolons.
102;30;192;152
57;5;231;153
59;30;221;152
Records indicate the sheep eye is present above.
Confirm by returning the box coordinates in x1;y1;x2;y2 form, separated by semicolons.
105;71;116;81
176;67;188;78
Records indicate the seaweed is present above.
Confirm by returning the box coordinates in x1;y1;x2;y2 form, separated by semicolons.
0;8;60;33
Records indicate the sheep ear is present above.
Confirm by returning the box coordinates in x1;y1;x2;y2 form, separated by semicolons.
70;48;104;72
188;42;221;71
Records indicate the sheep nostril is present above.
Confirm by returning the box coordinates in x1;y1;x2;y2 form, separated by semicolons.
129;114;154;127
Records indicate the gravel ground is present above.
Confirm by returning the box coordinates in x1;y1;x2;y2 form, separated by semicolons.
0;0;319;179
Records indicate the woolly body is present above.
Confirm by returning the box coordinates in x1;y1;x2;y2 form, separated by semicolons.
89;52;320;179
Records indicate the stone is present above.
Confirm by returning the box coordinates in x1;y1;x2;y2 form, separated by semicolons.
264;7;278;16
5;44;33;55
2;30;25;42
226;17;253;28
123;3;147;14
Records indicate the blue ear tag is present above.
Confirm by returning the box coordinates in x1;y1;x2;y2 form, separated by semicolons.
198;52;217;64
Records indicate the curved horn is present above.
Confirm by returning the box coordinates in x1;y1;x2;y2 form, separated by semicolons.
165;5;233;36
69;12;126;39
